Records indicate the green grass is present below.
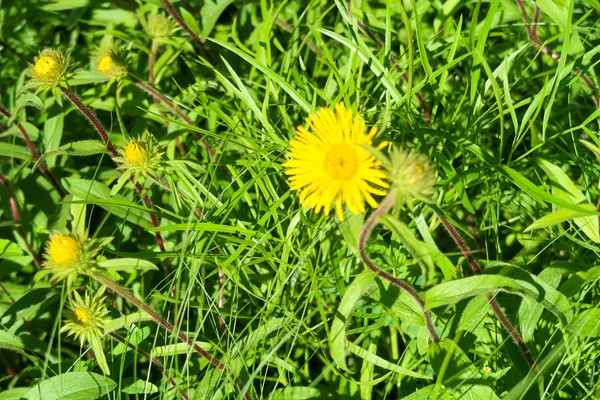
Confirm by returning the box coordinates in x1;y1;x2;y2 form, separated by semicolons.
1;0;600;399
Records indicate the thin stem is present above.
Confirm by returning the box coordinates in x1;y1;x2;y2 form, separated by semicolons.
149;39;159;86
433;208;537;369
359;193;440;343
91;272;250;400
128;75;216;160
515;0;600;107
0;174;41;268
109;332;189;400
60;87;119;158
0;106;65;197
161;0;216;66
60;87;166;252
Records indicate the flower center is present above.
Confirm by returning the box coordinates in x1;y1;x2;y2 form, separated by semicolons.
35;56;58;79
97;55;117;75
323;143;358;181
49;235;81;266
73;306;93;326
125;142;146;164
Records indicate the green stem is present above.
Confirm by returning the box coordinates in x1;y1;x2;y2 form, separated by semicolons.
359;192;439;343
91;272;251;400
109;332;188;400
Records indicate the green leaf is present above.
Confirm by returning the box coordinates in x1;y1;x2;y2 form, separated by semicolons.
366;276;425;326
180;8;202;37
429;339;500;400
200;0;235;38
42;105;63;168
0;240;25;258
346;341;430;379
35;140;108;169
524;204;598;232
501;166;599;215
121;379;158;395
209;38;311;113
329;271;376;371
425;267;573;327
566;308;600;337
0;388;31;400
268;387;335;399
400;385;454;400
103;311;153;334
22;372;116;400
0;143;33;161
561;265;600;296
89;335;110;375
41;0;89;11
151;341;213;357
97;258;158;272
147;222;256;236
67;71;109;86
62;178;152;229
0;329;25;353
537;159;599;242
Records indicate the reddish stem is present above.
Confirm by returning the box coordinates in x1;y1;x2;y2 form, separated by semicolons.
0;106;65;197
515;1;600;107
359;194;439;343
93;272;250;399
0;174;41;268
128;75;216;160
161;0;216;65
60;87;166;252
434;208;537;369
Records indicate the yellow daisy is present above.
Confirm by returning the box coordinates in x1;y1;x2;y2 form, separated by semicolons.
283;102;389;221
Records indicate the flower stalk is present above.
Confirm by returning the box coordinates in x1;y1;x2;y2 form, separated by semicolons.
161;0;216;65
59;86;166;252
359;192;440;343
127;74;216;160
0;106;65;197
90;271;250;399
433;207;537;369
0;175;41;268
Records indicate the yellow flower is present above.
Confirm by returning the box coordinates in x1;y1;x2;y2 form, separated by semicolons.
48;235;81;266
97;55;117;75
283;102;389;221
125;141;147;164
61;287;111;375
34;55;59;80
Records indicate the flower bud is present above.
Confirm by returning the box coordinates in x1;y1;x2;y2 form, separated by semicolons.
388;147;436;203
146;13;172;39
125;141;148;165
94;51;127;79
34;55;60;81
48;235;81;267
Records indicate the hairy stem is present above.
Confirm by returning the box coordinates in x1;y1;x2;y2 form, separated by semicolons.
109;332;189;400
433;207;537;369
92;272;250;399
0;106;65;197
161;0;216;65
0;174;41;268
359;193;440;343
128;74;216;160
60;87;166;252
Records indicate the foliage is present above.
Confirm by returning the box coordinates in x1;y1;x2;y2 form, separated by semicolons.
1;0;600;399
